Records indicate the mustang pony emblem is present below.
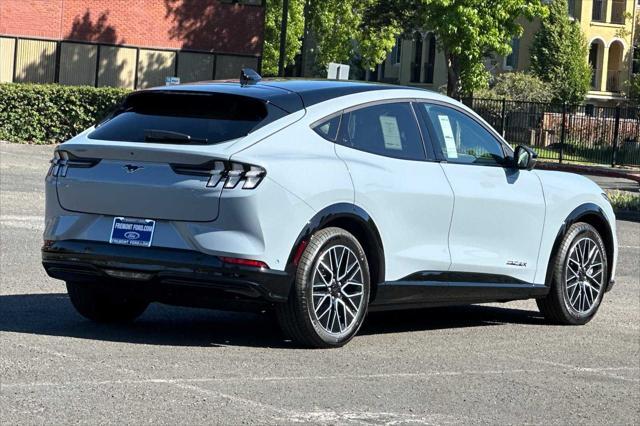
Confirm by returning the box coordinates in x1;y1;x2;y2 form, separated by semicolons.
123;164;144;173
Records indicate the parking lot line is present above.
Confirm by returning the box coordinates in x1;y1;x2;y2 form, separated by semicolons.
4;365;638;390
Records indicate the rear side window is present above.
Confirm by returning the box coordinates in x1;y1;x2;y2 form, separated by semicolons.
89;91;282;144
340;102;426;161
312;114;341;141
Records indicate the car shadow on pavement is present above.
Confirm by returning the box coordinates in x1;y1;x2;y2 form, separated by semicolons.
0;293;546;348
362;305;546;336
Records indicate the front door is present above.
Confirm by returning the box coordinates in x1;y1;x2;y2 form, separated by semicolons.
417;103;546;284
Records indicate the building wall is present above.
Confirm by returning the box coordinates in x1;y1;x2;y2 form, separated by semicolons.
380;35;447;91
178;52;215;84
0;0;264;88
97;46;137;88
0;0;263;55
495;17;541;73
576;0;635;100
510;0;636;104
14;39;57;84
59;43;98;86
0;37;15;82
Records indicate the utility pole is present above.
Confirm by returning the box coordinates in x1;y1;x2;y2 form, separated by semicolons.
278;0;290;77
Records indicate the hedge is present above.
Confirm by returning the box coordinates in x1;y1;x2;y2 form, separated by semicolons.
0;83;130;144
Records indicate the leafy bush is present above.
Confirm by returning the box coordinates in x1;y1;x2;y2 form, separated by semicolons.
0;83;130;144
475;72;553;103
628;73;640;104
607;190;640;212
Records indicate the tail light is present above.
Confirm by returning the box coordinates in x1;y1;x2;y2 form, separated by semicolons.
220;256;269;269
171;161;266;190
48;151;100;177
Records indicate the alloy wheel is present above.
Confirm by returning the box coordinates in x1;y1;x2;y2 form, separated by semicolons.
564;237;604;315
311;244;365;335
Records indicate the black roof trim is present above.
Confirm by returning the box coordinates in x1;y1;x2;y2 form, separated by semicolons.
146;79;406;112
147;83;303;113
259;79;405;108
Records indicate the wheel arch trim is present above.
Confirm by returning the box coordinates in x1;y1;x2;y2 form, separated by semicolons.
544;203;614;288
285;203;386;295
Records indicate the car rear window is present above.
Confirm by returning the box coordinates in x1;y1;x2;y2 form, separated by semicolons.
89;91;282;144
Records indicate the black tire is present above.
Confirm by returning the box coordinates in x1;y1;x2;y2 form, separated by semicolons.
537;222;608;325
276;227;370;348
66;281;149;323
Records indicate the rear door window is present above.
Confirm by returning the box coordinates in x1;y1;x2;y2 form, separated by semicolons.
89;91;284;144
339;102;426;161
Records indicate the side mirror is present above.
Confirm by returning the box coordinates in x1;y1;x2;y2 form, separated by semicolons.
514;145;537;171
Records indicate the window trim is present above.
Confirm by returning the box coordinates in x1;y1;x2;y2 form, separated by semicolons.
414;100;514;168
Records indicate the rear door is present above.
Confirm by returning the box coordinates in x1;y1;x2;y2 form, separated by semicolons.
417;102;545;283
55;90;280;222
333;101;454;281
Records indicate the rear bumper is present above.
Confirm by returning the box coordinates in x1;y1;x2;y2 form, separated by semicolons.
42;240;293;307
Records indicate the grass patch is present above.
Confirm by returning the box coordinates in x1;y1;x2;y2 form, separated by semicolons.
607;190;640;212
522;146;640;168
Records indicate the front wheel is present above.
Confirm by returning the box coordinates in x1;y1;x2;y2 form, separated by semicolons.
537;222;608;325
277;227;370;348
66;281;149;323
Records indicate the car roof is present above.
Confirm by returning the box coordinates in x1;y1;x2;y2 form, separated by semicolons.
145;79;418;113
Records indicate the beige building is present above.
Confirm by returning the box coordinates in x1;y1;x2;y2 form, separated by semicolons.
377;33;449;91
376;0;638;105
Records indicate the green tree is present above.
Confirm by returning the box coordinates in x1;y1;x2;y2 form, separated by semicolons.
263;0;305;76
530;0;591;104
309;0;401;71
629;74;640;104
475;72;553;102
362;0;546;98
263;0;401;77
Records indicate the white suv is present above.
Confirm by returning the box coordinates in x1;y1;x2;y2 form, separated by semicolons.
42;75;617;348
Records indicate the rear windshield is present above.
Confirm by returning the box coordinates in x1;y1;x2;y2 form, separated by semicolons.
89;91;279;144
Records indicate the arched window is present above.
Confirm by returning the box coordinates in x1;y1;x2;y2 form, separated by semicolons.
411;32;423;83
424;34;436;84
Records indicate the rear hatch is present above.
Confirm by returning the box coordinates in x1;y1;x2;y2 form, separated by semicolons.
55;89;289;222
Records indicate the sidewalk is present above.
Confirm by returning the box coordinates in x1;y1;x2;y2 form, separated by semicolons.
537;161;640;184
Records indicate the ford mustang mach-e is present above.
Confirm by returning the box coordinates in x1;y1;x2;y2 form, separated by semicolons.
42;73;617;347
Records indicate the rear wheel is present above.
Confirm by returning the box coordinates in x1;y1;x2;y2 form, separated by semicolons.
66;281;149;323
537;222;608;325
277;227;370;348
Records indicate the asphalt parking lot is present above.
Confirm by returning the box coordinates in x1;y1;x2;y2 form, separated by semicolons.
1;142;639;424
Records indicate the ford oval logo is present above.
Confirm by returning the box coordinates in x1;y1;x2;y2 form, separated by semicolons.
124;231;140;240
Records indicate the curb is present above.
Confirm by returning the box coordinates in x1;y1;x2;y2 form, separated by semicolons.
537;162;640;184
614;210;640;222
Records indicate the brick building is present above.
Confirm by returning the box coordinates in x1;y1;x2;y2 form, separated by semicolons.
0;0;265;88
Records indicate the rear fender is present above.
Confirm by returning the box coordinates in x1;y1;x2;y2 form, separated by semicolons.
285;203;385;299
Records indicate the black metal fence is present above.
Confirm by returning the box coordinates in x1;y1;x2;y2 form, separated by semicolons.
463;98;640;167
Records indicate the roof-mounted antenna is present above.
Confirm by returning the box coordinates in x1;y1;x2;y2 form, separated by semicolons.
240;68;262;86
